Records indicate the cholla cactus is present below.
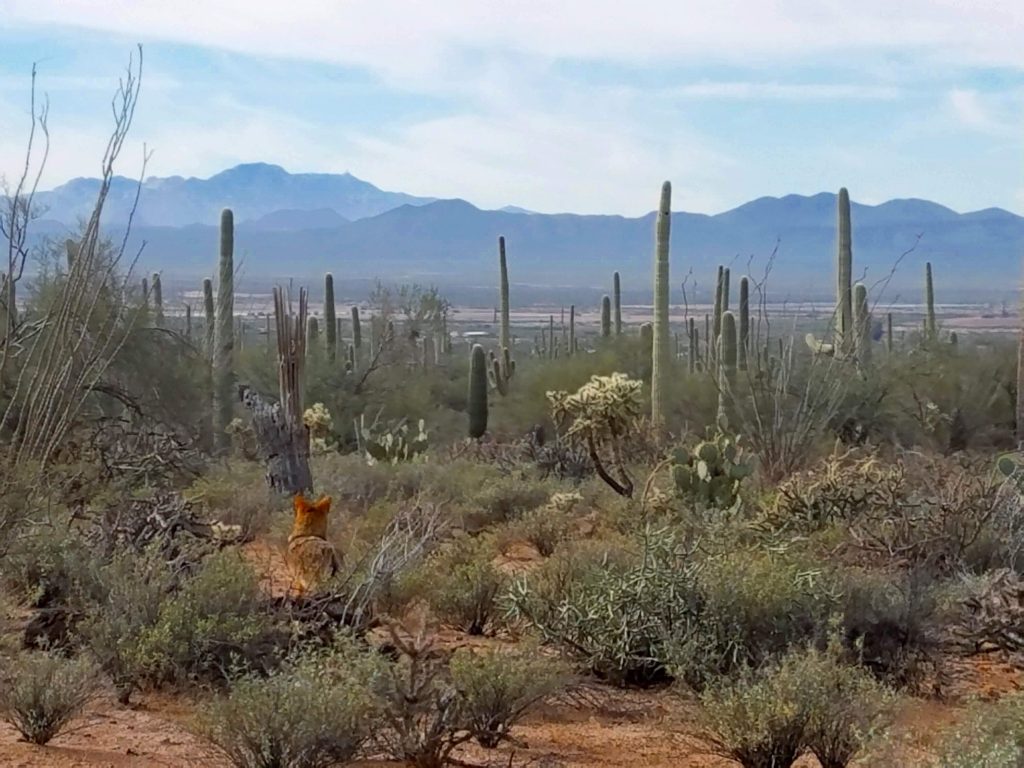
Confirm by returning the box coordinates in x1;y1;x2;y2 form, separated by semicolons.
671;432;753;509
547;372;642;497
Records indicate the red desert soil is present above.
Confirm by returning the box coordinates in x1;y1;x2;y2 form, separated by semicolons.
0;540;1012;767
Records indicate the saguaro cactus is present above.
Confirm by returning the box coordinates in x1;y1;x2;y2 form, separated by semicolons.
712;265;724;363
212;208;235;454
468;344;488;439
601;295;612;338
307;316;320;348
722;267;731;312
498;236;511;353
324;273;337;362
738;276;749;371
151;272;164;327
651;181;672;427
925;261;937;343
184;303;192;340
613;271;623;335
488;346;515;396
569;305;576;356
687;316;697;374
351;306;362;350
717;311;738;430
853;282;871;364
203;278;215;357
836;187;853;356
886;312;894;353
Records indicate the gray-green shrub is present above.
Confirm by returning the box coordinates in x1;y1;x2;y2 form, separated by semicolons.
0;651;100;745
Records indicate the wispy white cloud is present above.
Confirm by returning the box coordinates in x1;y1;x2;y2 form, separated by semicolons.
669;82;903;101
947;88;1017;137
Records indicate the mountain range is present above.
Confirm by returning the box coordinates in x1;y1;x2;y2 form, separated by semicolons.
15;163;1024;299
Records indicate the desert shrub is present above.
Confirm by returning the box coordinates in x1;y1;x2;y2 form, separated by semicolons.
427;536;506;635
840;566;946;688
466;475;553;529
507;527;699;685
1;514;96;608
74;549;176;703
0;650;100;745
196;637;382;768
497;491;581;556
671;550;840;687
698;644;892;768
450;644;570;748
134;550;282;684
185;463;278;538
934;691;1024;768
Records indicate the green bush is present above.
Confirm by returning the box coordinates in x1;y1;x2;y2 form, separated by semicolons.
134;550;282;684
934;691;1024;768
496;491;579;556
466;475;553;529
196;637;382;768
185;463;278;538
427;536;506;635
698;644;892;768
1;514;95;608
0;650;100;745
450;644;570;748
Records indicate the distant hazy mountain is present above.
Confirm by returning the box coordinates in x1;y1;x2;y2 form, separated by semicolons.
30;163;435;227
16;166;1024;298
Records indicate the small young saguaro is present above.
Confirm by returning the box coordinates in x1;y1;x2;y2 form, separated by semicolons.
468;344;488;439
351;306;362;350
203;277;215;358
601;295;612;338
853;282;871;364
651;181;672;428
151;272;164;327
925;261;937;343
738;276;750;371
613;271;623;335
212;208;235;455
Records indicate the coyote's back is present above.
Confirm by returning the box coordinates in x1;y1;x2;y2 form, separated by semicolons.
286;493;339;594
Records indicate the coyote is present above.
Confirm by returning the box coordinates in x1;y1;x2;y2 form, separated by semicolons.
286;493;340;594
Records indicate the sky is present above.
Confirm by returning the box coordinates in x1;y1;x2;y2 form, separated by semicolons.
0;0;1021;217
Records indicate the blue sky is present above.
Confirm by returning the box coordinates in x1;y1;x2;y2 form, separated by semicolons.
0;0;1021;216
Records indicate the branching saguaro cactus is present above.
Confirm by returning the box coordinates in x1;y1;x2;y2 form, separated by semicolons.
613;271;623;335
651;181;672;427
601;295;612;338
738;276;749;371
240;286;312;494
203;277;215;358
324;273;336;362
853;282;871;364
488;347;515;396
925;261;937;343
468;343;488;439
212;208;235;454
151;272;164;327
836;187;854;356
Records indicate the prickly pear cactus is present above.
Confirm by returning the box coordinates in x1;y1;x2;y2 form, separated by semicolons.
358;415;429;465
671;431;753;509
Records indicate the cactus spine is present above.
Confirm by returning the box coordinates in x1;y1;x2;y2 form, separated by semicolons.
601;295;611;337
836;187;853;356
853;282;871;364
651;181;671;427
151;272;164;327
738;276;749;371
203;278;215;357
324;273;336;361
925;261;937;343
613;271;622;335
212;208;235;454
468;344;488;439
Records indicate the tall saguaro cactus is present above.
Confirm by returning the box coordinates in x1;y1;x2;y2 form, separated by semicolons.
468;344;488;439
925;261;937;343
498;236;510;352
613;271;623;335
212;208;235;454
687;316;697;374
351;306;362;351
886;312;894;353
717;310;738;430
601;295;612;337
836;187;853;356
324;273;337;362
651;181;672;427
738;276;749;371
712;265;724;363
151;272;164;327
203;278;215;358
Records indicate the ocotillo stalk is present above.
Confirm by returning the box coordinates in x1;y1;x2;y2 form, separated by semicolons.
853;282;871;364
687;316;697;374
601;295;611;337
151;272;164;327
717;311;738;430
212;208;235;454
651;180;672;428
351;306;362;350
468;344;488;439
712;265;724;364
498;236;510;353
836;187;853;356
925;261;937;343
569;305;576;357
613;271;622;335
203;278;215;358
324;273;336;362
886;313;894;353
738;276;749;371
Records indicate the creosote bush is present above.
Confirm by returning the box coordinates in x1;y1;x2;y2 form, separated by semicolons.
0;651;101;745
427;535;506;635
